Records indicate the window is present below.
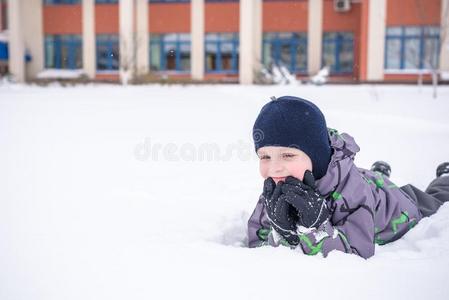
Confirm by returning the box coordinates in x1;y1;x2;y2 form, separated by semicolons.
205;33;239;74
44;0;81;4
150;34;191;72
96;35;119;71
263;32;307;73
385;26;440;70
96;0;118;3
322;32;354;74
45;35;82;69
149;0;190;3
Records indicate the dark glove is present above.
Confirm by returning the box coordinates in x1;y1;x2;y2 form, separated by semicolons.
262;177;300;245
280;171;330;229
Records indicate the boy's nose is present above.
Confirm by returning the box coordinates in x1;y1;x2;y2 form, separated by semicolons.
270;161;284;174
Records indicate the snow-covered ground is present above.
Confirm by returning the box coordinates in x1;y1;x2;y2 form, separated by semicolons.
1;83;449;300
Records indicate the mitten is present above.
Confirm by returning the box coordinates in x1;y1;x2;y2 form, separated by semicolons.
280;171;330;229
262;177;300;245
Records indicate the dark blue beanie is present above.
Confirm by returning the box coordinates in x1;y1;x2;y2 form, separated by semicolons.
253;96;332;180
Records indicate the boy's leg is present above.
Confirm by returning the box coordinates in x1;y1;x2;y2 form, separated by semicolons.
401;176;449;218
425;176;449;206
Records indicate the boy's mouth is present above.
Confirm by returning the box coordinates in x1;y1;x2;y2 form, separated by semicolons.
272;177;286;183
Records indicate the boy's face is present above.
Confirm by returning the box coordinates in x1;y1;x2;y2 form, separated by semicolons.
257;146;312;184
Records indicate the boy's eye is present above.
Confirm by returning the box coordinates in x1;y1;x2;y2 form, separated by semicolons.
260;155;270;160
282;153;296;159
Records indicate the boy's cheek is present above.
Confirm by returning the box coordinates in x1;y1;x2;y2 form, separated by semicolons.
294;172;305;181
259;165;268;179
289;167;308;181
289;161;313;181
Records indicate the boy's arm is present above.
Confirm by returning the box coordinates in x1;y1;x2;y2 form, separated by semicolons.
294;173;376;259
247;195;375;258
248;195;272;247
295;200;375;259
248;171;377;258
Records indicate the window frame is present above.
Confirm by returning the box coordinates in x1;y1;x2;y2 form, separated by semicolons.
262;32;308;74
149;0;190;3
384;26;440;71
43;0;81;5
95;0;119;4
322;31;354;74
149;33;191;73
44;34;83;70
205;32;239;74
96;34;120;72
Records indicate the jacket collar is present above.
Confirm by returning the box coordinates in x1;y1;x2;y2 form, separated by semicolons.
316;129;360;196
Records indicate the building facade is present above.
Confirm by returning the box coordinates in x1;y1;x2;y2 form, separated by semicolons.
1;0;448;83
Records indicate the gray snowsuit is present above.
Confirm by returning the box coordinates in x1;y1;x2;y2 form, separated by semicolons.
248;129;449;259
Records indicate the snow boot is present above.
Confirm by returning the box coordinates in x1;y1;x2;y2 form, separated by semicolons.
371;161;391;178
436;162;449;178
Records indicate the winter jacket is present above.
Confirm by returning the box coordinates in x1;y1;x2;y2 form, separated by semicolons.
248;129;422;259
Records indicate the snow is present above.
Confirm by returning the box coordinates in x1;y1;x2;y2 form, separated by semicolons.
310;66;330;85
384;69;435;74
1;83;449;299
37;69;87;79
441;71;449;81
262;64;300;85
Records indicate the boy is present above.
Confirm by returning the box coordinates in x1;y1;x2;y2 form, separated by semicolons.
248;96;449;259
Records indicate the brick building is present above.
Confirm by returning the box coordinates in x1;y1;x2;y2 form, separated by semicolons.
1;0;448;83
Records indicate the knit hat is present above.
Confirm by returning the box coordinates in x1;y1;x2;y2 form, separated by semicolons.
252;96;332;180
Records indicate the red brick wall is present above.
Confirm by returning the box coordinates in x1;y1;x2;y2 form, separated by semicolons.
359;0;369;80
95;4;119;33
262;0;308;32
387;0;440;26
149;3;190;33
205;2;239;32
0;2;7;31
43;4;82;34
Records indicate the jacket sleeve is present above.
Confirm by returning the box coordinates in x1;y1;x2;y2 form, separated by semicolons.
296;166;376;259
247;195;272;248
295;208;375;259
248;166;377;259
